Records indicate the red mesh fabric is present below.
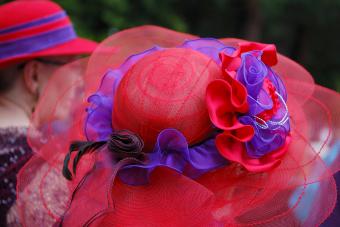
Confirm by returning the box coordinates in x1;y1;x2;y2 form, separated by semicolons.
84;26;197;97
113;48;223;150
17;59;95;226
27;58;89;154
15;26;340;226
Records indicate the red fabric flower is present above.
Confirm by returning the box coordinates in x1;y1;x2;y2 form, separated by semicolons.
219;42;277;77
206;42;289;172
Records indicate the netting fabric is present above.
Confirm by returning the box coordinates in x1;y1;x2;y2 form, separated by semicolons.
16;26;340;227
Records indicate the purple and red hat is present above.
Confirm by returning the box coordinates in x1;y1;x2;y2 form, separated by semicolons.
15;26;340;226
0;0;97;68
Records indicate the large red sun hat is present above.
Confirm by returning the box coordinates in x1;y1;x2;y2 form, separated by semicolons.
15;26;340;226
0;0;98;68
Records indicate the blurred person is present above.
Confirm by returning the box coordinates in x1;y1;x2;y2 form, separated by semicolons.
0;0;97;225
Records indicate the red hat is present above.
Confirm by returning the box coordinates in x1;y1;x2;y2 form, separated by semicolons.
0;0;98;68
15;26;340;226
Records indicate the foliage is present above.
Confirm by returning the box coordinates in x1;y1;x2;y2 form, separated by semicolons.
2;0;339;90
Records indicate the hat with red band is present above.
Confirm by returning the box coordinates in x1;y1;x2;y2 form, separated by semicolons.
0;0;97;68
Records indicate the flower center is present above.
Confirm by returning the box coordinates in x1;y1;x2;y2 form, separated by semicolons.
256;78;280;122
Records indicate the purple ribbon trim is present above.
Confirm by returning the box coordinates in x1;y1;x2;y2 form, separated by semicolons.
0;11;67;35
0;26;77;60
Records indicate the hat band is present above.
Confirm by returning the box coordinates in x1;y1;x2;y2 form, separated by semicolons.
0;25;77;60
0;11;67;35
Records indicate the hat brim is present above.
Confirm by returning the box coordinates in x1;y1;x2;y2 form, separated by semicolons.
0;37;97;68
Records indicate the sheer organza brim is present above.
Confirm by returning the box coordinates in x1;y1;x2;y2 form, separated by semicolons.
16;25;340;226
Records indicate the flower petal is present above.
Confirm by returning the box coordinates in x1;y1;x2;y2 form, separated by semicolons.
216;133;290;172
206;79;248;130
238;42;278;66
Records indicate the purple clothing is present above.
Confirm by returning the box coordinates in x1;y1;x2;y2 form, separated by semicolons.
321;172;340;227
0;127;32;226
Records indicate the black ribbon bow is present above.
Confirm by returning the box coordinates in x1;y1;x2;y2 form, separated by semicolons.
62;130;145;180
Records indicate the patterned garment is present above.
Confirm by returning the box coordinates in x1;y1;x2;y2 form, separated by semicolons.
0;127;32;226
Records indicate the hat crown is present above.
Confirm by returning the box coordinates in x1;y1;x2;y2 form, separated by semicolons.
112;47;223;151
0;0;67;30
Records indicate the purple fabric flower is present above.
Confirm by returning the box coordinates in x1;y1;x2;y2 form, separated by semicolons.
237;51;290;158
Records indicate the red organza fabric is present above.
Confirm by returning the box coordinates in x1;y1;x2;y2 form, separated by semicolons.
16;26;340;226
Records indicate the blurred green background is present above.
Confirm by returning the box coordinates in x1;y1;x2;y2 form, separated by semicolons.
3;0;340;91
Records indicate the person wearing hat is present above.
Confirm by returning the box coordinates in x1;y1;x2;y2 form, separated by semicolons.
0;0;97;225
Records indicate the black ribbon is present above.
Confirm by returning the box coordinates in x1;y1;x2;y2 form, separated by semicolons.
62;130;144;180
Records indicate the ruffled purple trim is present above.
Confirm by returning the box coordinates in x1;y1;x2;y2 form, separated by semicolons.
180;38;235;64
118;129;227;185
237;51;290;158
